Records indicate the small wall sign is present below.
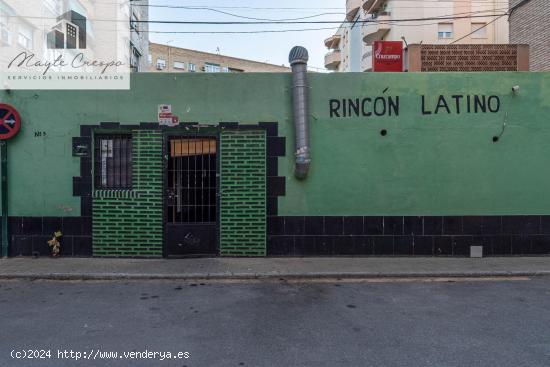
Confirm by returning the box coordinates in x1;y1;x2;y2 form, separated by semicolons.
72;137;91;157
158;104;180;127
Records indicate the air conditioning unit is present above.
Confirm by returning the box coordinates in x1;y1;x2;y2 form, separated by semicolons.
156;63;165;70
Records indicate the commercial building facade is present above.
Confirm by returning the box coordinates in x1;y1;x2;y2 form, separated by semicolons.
509;0;549;71
149;43;290;73
1;71;550;258
325;0;510;72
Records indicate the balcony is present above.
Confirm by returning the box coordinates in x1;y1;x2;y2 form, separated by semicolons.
362;50;373;71
324;50;342;70
363;0;387;14
363;13;391;45
324;34;341;50
346;0;362;21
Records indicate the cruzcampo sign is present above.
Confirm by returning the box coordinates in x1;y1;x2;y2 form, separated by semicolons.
372;41;403;72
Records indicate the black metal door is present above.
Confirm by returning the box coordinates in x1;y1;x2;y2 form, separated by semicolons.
165;136;218;257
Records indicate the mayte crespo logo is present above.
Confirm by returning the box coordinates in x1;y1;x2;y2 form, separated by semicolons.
47;11;87;49
1;0;130;89
6;8;124;75
7;51;124;75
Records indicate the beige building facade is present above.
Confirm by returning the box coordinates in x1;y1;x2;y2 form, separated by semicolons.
149;43;290;73
325;0;510;72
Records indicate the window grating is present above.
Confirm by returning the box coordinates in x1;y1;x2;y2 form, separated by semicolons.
167;137;217;224
94;134;133;190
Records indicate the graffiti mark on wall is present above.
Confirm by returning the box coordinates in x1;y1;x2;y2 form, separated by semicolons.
56;204;73;213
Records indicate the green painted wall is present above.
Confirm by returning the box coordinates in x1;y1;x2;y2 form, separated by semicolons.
93;130;163;257
297;72;550;216
1;72;550;217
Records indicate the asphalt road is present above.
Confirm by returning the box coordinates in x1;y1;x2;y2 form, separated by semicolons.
1;277;549;367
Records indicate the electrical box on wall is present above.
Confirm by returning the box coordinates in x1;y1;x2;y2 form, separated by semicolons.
72;137;91;157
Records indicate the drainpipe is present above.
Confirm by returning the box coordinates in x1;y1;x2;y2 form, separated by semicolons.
289;46;311;179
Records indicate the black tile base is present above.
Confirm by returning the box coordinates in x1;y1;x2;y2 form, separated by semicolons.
10;234;92;257
8;215;550;257
267;216;550;257
7;216;92;257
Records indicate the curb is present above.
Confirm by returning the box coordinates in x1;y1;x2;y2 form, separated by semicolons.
1;271;550;281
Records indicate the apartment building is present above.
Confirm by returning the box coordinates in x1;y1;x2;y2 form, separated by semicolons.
325;0;364;72
149;43;290;73
325;0;510;72
509;0;548;71
130;0;150;72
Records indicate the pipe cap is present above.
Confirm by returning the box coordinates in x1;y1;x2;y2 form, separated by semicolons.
289;46;309;65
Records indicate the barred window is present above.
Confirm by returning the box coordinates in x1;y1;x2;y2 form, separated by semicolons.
94;135;133;190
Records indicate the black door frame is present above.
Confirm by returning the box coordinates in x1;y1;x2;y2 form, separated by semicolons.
162;128;220;258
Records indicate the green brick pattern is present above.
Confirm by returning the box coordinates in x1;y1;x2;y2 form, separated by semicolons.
92;130;163;257
219;130;267;256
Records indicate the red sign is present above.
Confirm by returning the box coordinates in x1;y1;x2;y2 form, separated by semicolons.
372;41;403;72
158;104;179;127
0;104;21;140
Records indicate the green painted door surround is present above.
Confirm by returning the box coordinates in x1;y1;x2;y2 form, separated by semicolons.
219;130;267;256
92;130;163;257
0;72;549;220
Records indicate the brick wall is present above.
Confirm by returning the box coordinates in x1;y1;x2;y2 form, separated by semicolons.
149;43;290;73
510;0;549;71
219;130;267;256
92;130;163;257
407;44;529;72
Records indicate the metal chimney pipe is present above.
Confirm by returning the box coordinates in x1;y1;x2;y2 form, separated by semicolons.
288;46;311;179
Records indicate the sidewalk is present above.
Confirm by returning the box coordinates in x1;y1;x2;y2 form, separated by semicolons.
1;257;550;280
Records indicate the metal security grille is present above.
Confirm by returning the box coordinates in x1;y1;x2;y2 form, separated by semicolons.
167;137;217;224
94;134;133;190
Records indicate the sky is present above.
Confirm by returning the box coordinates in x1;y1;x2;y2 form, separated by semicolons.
148;0;345;71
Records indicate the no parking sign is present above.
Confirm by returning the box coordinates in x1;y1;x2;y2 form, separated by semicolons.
0;104;21;140
0;103;19;257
